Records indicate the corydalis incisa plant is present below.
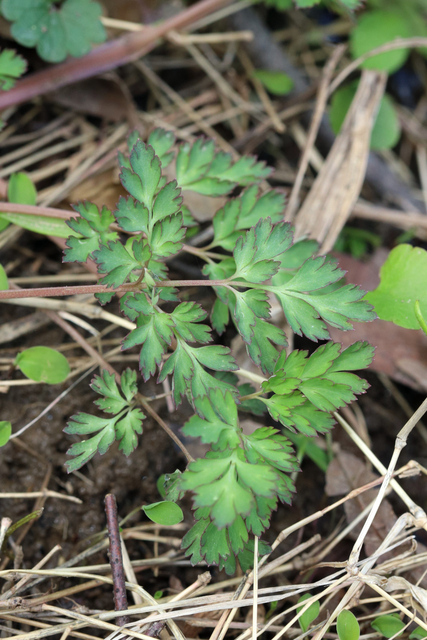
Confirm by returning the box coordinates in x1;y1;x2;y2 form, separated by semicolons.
62;129;375;572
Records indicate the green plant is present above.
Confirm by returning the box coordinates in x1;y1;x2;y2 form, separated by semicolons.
1;130;376;572
15;346;70;384
0;0;106;64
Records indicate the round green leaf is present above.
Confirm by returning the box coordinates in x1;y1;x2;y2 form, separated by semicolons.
365;244;427;329
371;614;405;638
8;172;37;205
297;594;320;632
15;347;70;384
337;610;360;640
350;11;410;73
142;501;184;525
252;70;294;96
0;421;12;447
330;82;400;150
0;264;8;290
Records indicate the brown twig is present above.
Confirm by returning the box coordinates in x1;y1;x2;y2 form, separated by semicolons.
105;494;129;627
0;0;233;110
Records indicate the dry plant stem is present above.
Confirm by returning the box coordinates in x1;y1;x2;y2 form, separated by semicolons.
0;278;229;299
348;395;427;569
105;494;130;627
0;518;12;550
252;536;258;640
293;69;387;251
334;411;427;522
286;44;345;221
0;492;81;504
0;0;234;110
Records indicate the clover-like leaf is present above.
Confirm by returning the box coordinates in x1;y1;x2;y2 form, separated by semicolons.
1;0;106;63
365;244;427;330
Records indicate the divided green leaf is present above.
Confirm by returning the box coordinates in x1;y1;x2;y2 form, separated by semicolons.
64;201;118;263
0;48;26;90
65;369;144;472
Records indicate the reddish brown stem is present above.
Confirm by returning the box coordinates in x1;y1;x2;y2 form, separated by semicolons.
105;494;130;627
0;278;229;299
0;0;233;110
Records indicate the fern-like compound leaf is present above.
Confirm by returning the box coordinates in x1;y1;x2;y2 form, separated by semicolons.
211;186;286;251
0;48;27;90
64;368;145;472
147;128;176;169
176;139;271;195
158;340;238;407
93;238;151;288
233;219;293;283
122;309;174;381
64;201;118;263
271;256;376;340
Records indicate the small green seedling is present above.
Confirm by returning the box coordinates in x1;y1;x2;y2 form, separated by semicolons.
409;626;427;640
15;346;70;384
371;613;405;638
252;70;294;96
297;593;320;632
337;609;360;640
365;244;427;332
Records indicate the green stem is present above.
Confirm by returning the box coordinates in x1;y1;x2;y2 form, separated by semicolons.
414;300;427;337
239;391;265;402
